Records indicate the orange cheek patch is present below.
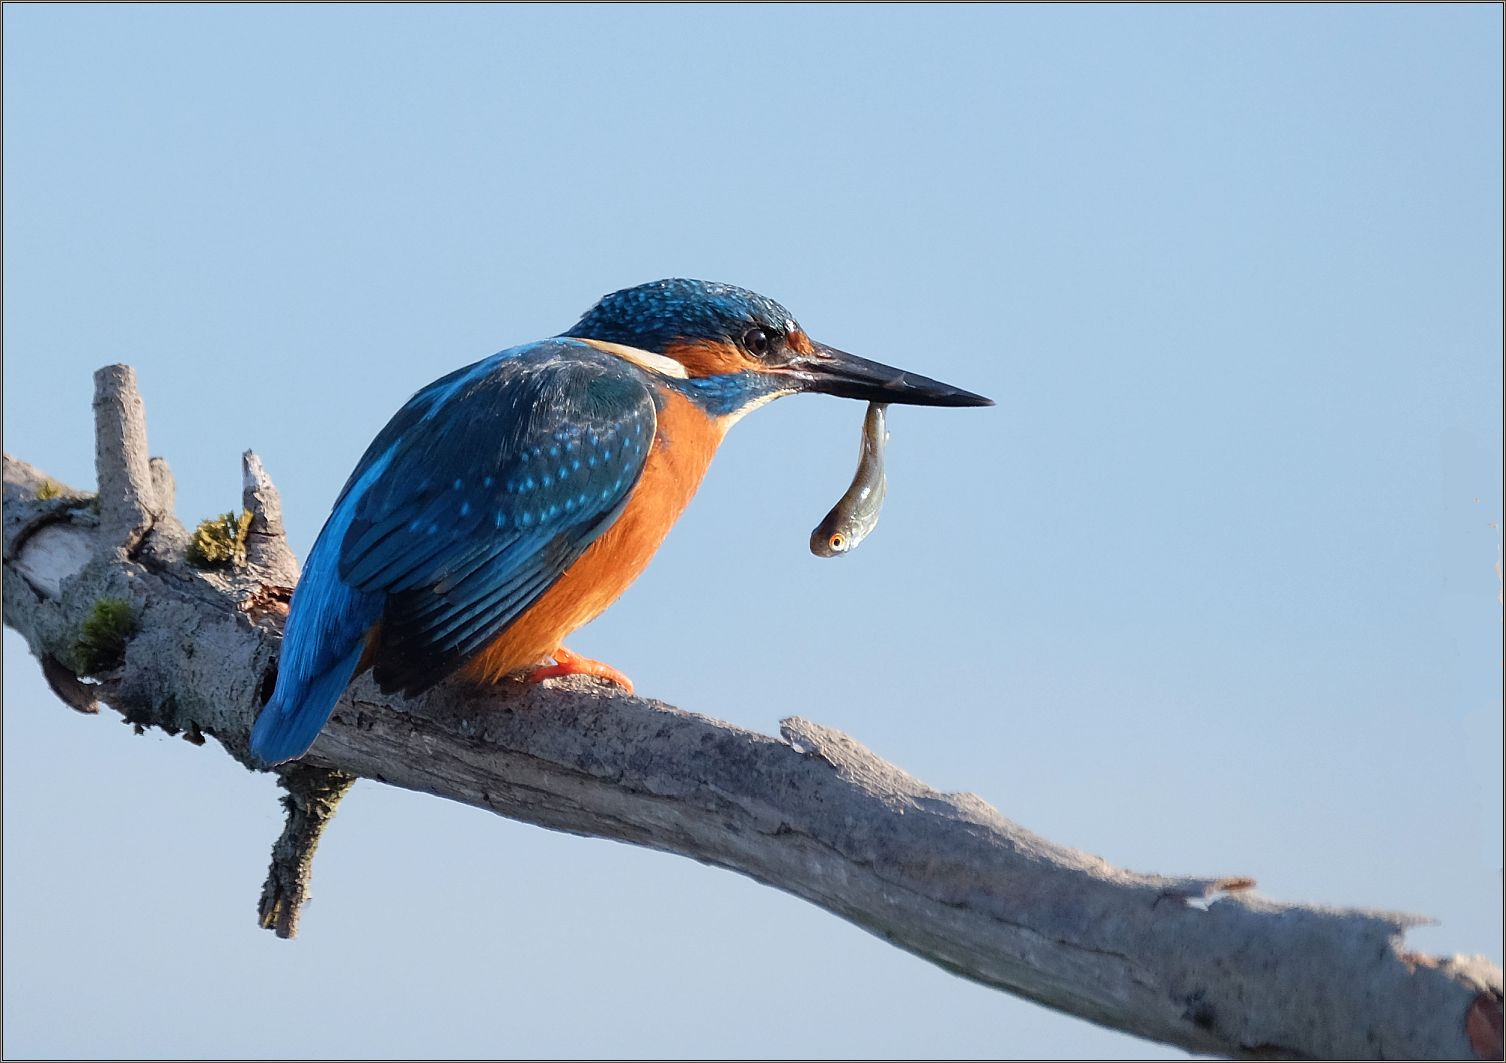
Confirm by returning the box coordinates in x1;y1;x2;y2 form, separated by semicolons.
664;339;754;377
787;329;814;356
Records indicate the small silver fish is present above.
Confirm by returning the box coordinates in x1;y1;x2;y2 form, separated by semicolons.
810;402;889;557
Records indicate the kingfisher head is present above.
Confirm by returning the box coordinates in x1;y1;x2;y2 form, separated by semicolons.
565;278;992;411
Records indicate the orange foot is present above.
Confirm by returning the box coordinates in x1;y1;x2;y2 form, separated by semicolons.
521;645;635;694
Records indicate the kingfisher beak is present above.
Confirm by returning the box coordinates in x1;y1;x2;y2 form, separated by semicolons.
790;342;993;407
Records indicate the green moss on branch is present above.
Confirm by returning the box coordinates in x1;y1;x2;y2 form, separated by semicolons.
187;511;253;567
74;598;137;674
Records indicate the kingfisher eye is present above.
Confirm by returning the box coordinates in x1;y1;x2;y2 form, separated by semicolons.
742;328;771;356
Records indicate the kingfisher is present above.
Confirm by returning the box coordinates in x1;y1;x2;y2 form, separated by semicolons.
249;279;991;764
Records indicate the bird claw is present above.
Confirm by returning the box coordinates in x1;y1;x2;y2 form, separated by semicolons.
522;646;635;694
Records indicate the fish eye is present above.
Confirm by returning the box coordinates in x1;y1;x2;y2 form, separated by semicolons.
742;327;772;356
829;533;845;551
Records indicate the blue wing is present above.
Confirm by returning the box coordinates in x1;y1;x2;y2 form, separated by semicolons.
249;340;656;764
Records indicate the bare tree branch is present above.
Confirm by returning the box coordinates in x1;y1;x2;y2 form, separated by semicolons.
2;366;1500;1060
91;364;159;551
240;449;300;589
258;764;358;939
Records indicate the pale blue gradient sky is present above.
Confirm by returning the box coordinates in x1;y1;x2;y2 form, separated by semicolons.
4;4;1501;1058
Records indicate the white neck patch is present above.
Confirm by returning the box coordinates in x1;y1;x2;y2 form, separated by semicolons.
581;339;690;379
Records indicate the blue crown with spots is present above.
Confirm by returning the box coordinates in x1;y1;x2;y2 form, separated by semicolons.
566;278;799;352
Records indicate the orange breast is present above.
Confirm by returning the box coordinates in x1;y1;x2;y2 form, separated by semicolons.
460;387;723;682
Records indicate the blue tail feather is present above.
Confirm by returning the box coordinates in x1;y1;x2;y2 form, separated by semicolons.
248;499;383;765
248;565;379;764
250;645;364;765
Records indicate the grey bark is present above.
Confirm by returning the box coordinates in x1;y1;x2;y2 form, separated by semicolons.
2;364;1501;1060
257;764;357;939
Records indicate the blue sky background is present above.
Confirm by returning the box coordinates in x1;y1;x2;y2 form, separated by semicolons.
3;4;1501;1058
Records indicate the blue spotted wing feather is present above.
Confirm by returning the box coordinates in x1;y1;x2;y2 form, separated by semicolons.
340;345;657;693
250;340;655;763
